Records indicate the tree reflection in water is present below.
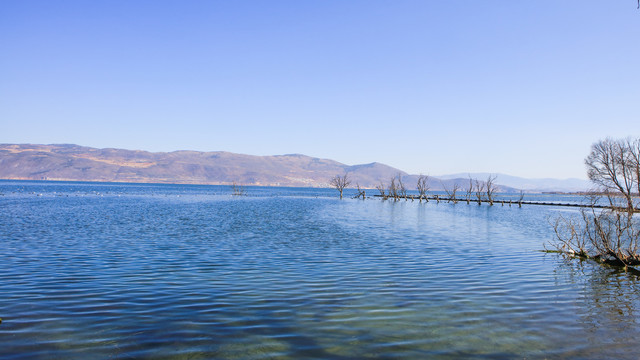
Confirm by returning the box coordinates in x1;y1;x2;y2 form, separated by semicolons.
554;258;640;357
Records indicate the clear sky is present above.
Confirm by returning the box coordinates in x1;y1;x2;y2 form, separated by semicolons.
1;1;639;179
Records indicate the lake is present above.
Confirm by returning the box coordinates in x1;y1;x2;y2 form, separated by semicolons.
1;181;639;359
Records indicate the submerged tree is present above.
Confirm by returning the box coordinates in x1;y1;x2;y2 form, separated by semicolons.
353;183;366;200
474;178;485;205
551;137;640;270
465;176;474;204
417;175;430;202
379;174;409;201
442;181;460;203
330;173;351;199
376;181;388;200
552;195;640;268
585;138;639;211
231;181;246;196
397;174;407;200
517;190;525;208
485;175;498;206
388;176;397;200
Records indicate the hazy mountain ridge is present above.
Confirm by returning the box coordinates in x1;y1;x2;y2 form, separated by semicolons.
437;173;591;192
0;144;582;191
0;144;404;188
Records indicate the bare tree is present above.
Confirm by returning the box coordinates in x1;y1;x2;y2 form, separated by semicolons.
388;176;399;200
442;181;451;202
585;138;638;211
232;181;246;196
465;176;474;204
417;175;430;202
474;178;485;205
330;173;351;199
552;196;640;268
353;183;366;200
551;137;640;270
442;181;460;203
388;177;396;200
627;138;640;199
485;175;498;206
376;181;387;200
453;183;461;203
397;174;407;200
517;190;524;208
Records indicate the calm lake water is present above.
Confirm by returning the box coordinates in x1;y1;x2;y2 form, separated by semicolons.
1;181;639;359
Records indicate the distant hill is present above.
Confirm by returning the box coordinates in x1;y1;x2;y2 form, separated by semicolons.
1;144;576;192
437;172;591;192
0;144;406;188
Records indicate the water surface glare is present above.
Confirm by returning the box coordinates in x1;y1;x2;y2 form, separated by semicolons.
1;181;640;359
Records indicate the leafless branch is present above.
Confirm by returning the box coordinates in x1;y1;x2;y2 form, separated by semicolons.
232;181;246;196
353;183;366;200
585;138;637;211
465;176;474;204
474;178;485;205
388;176;398;200
397;174;407;200
330;173;351;199
442;181;460;203
417;174;429;202
388;174;406;200
485;174;498;206
376;181;387;199
551;136;640;270
518;190;524;208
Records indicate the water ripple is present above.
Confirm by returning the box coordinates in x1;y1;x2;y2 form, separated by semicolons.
1;182;640;359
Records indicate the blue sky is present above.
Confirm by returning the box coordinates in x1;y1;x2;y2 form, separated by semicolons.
1;1;638;179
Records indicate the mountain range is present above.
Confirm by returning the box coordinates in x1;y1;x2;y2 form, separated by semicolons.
0;144;590;192
436;173;590;193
